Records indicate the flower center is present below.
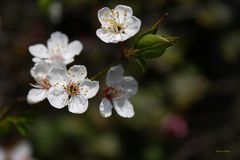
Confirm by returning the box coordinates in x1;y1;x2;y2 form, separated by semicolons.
104;87;118;100
114;24;125;33
103;10;126;34
103;20;125;33
66;82;80;96
40;78;51;90
50;54;64;61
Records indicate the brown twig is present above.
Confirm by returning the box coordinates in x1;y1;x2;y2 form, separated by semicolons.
120;42;128;60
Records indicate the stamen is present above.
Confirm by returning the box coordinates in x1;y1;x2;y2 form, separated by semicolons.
50;54;64;61
66;82;80;96
102;10;125;34
39;78;51;90
124;10;127;17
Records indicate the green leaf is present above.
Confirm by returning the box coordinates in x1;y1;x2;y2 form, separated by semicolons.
134;34;178;59
134;55;147;73
6;115;31;136
0;118;12;135
135;13;168;46
16;123;29;136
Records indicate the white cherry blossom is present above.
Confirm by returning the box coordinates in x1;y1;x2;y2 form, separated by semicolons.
47;65;99;114
0;141;34;160
9;141;33;160
100;65;138;118
27;61;54;104
29;31;83;64
0;147;5;160
27;60;66;104
96;5;141;43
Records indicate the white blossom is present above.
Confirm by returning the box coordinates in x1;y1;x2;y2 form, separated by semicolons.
47;65;99;114
27;60;66;104
9;141;33;160
0;141;34;160
100;65;138;118
29;31;83;64
0;147;5;160
96;5;141;43
27;61;54;104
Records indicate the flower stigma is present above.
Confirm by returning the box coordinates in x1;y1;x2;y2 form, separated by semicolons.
104;87;118;100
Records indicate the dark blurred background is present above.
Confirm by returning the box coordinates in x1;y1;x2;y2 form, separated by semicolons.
0;0;240;160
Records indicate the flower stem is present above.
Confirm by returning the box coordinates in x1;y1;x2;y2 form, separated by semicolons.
120;41;131;60
154;12;169;28
120;42;126;59
90;42;129;80
90;58;122;81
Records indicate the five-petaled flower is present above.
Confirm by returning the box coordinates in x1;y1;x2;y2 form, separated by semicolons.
47;65;99;114
29;31;83;64
100;65;138;118
96;5;141;43
27;61;55;104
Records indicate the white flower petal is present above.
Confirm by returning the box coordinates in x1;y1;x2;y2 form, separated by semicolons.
113;99;135;118
79;79;99;99
118;33;131;42
63;40;83;60
106;65;124;86
50;60;67;70
119;76;138;98
100;98;113;118
48;67;69;86
96;28;124;43
96;28;115;43
68;95;88;114
114;5;133;24
30;61;50;80
47;31;68;50
27;88;47;104
63;58;74;64
47;87;68;109
32;57;41;63
0;147;5;160
112;34;123;43
10;141;32;160
124;16;141;37
98;7;111;25
68;65;87;83
29;44;49;59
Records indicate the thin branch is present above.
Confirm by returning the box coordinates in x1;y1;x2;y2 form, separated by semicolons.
90;58;122;81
